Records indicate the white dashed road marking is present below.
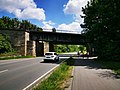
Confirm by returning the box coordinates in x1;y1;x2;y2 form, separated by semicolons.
0;70;8;74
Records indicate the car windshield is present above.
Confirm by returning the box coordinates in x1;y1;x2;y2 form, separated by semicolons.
45;53;53;55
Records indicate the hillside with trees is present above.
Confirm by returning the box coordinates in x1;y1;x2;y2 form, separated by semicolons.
0;16;43;31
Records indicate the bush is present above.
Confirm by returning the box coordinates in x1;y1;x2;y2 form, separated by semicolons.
0;34;13;53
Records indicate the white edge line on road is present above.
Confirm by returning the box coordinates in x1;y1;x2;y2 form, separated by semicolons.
22;64;59;90
0;70;8;74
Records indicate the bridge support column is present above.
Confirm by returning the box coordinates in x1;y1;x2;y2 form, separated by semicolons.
44;42;49;55
86;43;95;56
49;43;54;52
27;41;36;56
43;42;55;55
86;43;92;56
36;41;44;56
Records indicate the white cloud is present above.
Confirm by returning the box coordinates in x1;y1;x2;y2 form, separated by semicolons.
42;24;53;30
64;0;89;15
42;20;55;30
64;0;81;15
63;0;89;22
43;20;55;26
57;22;82;33
0;0;45;21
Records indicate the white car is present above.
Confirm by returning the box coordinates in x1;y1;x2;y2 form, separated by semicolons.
44;52;59;62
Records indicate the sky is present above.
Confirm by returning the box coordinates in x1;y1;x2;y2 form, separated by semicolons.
0;0;89;33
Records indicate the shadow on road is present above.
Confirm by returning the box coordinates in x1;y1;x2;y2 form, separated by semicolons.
74;59;120;79
40;58;66;64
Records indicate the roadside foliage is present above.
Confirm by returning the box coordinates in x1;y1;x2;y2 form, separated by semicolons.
81;0;120;61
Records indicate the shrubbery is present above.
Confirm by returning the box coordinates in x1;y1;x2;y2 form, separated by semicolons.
0;34;13;54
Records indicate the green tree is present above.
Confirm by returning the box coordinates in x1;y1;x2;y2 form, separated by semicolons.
11;18;20;29
81;0;120;61
0;34;13;53
54;45;86;53
0;16;43;31
52;28;56;32
1;16;11;28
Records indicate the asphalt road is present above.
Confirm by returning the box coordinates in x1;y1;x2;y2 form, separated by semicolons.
0;57;60;90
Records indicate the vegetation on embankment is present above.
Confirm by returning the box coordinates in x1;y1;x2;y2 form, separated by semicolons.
0;48;35;60
98;61;120;75
0;53;35;60
34;57;74;90
0;33;14;53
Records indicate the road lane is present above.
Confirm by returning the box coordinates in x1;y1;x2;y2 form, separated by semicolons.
0;57;43;66
0;53;74;90
0;57;58;90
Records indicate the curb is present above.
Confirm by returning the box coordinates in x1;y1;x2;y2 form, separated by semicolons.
65;66;74;90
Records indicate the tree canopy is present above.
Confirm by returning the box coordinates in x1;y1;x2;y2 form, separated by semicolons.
0;16;43;31
81;0;120;61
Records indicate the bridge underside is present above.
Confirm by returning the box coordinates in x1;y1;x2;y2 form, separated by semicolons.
28;31;93;56
29;31;87;45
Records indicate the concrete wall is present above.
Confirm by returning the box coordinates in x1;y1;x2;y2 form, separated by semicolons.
44;42;49;55
49;43;54;52
0;29;53;56
0;29;29;56
27;41;36;56
36;41;44;56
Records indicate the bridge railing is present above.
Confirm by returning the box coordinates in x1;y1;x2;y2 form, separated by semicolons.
43;29;81;34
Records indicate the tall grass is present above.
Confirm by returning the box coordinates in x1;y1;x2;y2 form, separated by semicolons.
34;58;74;90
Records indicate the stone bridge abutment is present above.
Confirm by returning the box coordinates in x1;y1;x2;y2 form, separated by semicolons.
0;29;94;56
0;29;53;56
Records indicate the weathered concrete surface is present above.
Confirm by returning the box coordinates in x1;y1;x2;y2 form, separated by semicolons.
27;41;36;56
0;29;29;56
72;59;120;90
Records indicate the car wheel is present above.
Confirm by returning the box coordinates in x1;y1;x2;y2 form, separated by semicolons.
57;57;59;61
44;60;47;62
54;58;57;62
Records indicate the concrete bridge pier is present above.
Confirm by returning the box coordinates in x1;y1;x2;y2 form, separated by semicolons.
86;43;92;56
27;40;55;57
49;43;54;52
27;41;36;56
36;41;44;56
43;42;54;54
86;43;96;56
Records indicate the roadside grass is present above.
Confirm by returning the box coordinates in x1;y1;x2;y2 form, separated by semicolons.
98;61;120;75
34;57;74;90
0;55;35;60
0;52;35;60
0;52;17;56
